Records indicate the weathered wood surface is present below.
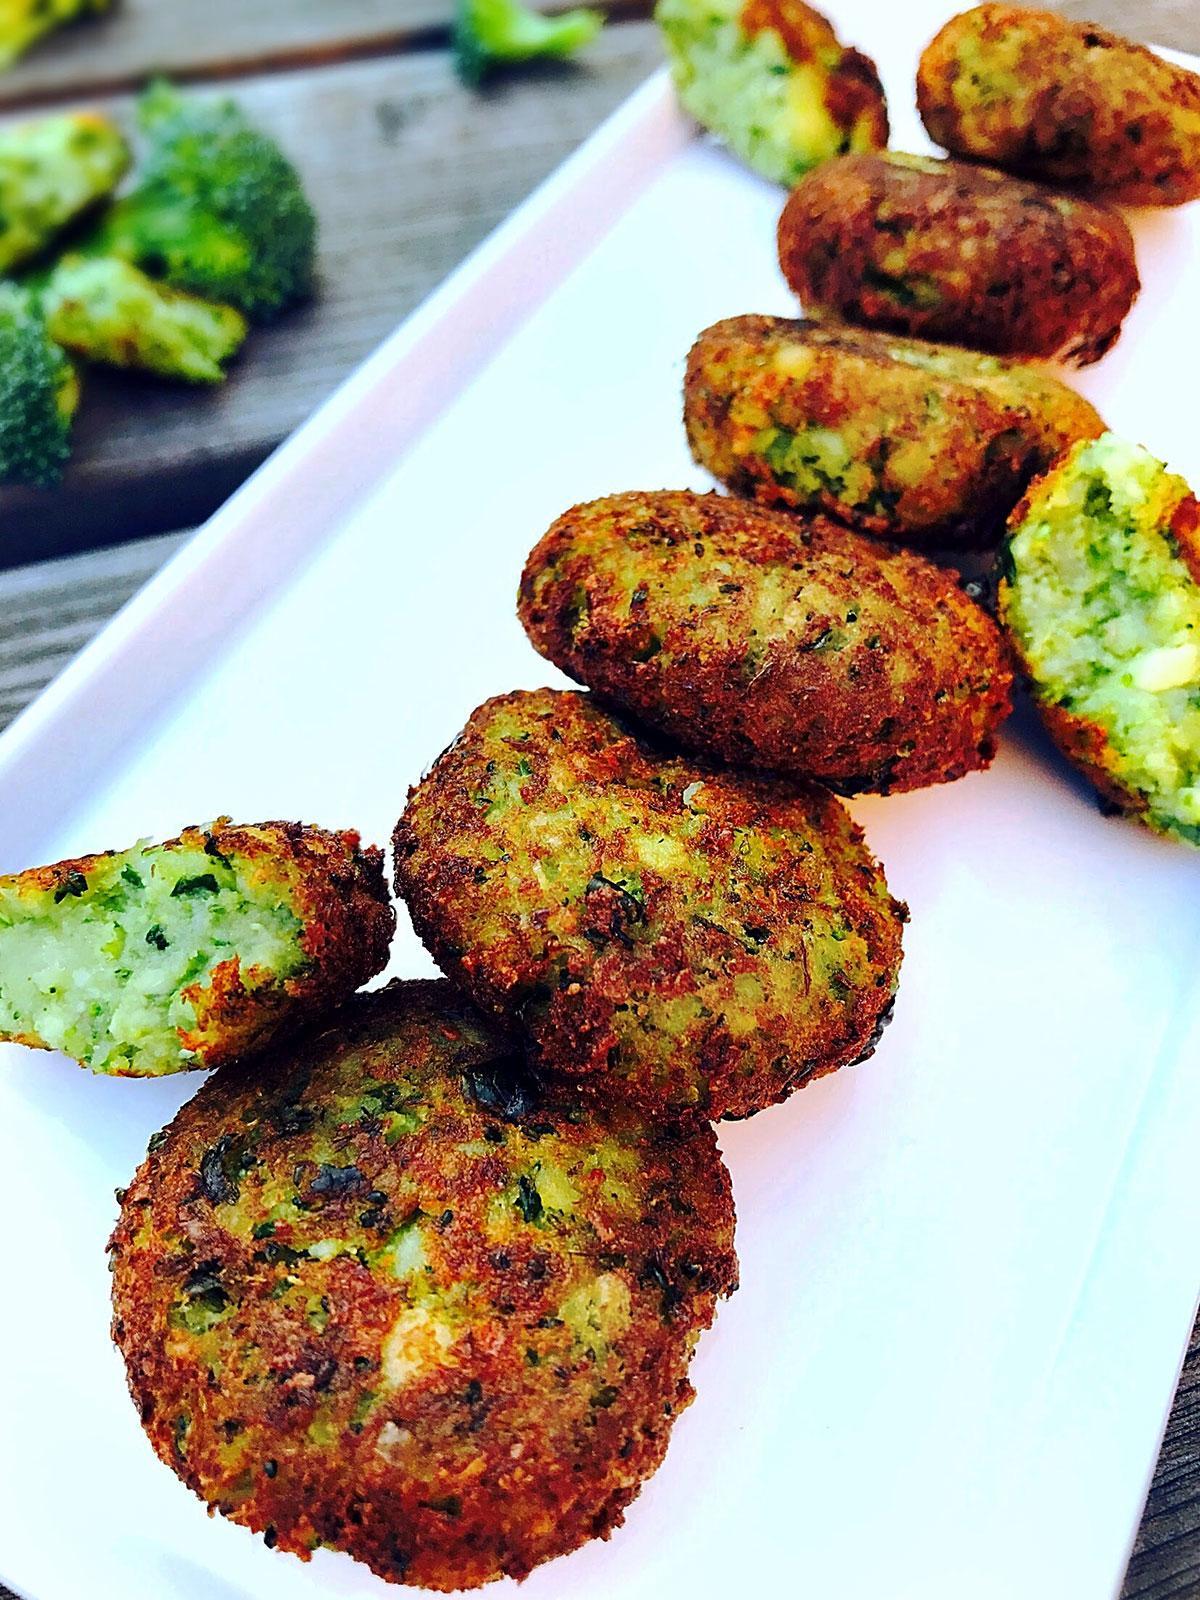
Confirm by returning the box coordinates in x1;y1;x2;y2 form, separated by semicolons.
0;27;665;563
0;0;655;109
0;2;1198;1596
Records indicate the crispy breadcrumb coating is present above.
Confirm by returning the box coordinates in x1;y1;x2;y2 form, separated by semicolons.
394;689;905;1119
684;315;1104;547
519;490;1013;793
778;151;1140;366
918;5;1200;206
109;979;737;1590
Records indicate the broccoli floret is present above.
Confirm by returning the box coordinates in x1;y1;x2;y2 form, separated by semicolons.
0;111;129;273
0;284;78;488
87;80;316;322
42;257;248;383
0;0;112;71
454;0;603;84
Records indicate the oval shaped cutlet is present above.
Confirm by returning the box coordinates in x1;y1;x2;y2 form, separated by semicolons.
777;151;1140;366
917;4;1200;207
393;689;906;1119
519;492;1012;795
109;979;737;1591
684;315;1104;547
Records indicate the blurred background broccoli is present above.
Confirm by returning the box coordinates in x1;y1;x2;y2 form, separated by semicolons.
454;0;603;84
87;81;317;322
0;79;317;485
0;283;79;486
0;0;112;72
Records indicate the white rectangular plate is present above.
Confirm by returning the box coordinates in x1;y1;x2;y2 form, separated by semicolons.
3;6;1200;1597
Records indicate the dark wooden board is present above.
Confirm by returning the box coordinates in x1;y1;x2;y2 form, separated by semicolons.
0;0;656;110
0;26;664;566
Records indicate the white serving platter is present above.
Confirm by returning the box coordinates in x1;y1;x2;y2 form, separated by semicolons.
3;5;1200;1597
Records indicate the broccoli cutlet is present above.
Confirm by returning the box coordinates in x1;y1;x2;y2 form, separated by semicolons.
684;315;1103;548
110;979;737;1590
520;491;1013;793
656;0;886;185
395;689;905;1120
778;152;1140;366
918;5;1200;206
0;820;394;1076
999;434;1200;846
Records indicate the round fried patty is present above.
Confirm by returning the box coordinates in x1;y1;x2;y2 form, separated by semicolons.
684;315;1104;548
917;5;1200;207
777;151;1140;366
109;979;737;1591
394;689;905;1119
519;490;1013;794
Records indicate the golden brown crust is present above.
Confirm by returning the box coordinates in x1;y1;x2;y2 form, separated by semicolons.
777;152;1140;365
737;0;889;150
683;314;1104;547
917;4;1200;206
518;490;1013;794
393;689;905;1120
110;980;737;1590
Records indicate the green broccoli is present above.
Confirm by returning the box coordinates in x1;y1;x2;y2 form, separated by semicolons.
42;256;248;383
0;283;78;487
0;111;129;273
0;0;112;71
454;0;603;84
86;80;316;322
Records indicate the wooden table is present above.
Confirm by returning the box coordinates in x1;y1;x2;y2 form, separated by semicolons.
0;2;1197;1595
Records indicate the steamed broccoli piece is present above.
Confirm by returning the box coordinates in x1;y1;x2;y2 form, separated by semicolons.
0;111;129;273
88;80;316;322
454;0;603;84
0;0;112;71
42;257;248;383
0;284;78;487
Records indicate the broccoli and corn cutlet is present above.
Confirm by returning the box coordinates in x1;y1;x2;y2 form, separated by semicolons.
42;257;248;383
395;689;905;1121
656;0;887;186
0;282;78;486
0;0;112;71
999;436;1200;847
110;979;737;1590
0;110;128;273
88;80;317;323
684;315;1104;548
778;151;1140;367
917;5;1200;207
0;820;394;1076
520;491;1013;794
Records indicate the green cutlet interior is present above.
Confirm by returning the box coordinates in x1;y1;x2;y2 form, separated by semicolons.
0;840;304;1075
1005;433;1200;842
